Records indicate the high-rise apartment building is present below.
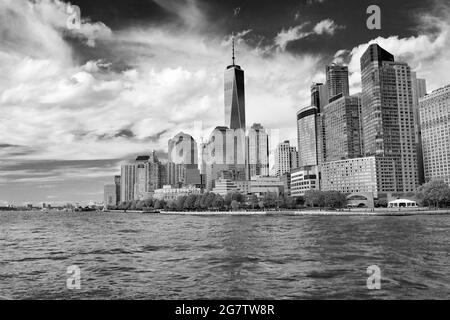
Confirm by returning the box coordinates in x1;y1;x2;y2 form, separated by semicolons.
411;72;427;185
274;140;297;177
134;153;161;200
419;84;450;186
224;37;246;130
326;64;350;102
360;44;418;192
120;164;136;203
247;123;269;178
323;95;362;162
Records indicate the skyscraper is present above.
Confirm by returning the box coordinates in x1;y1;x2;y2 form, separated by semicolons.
224;37;246;130
134;153;161;200
360;44;418;192
114;175;121;205
202;126;247;190
120;164;136;203
323;95;363;162
326;64;350;102
297;106;320;167
274;140;297;177
247;123;269;178
419;84;450;186
311;83;329;111
411;72;427;185
168;132;198;166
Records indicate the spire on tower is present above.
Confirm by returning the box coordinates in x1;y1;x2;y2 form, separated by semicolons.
232;34;236;66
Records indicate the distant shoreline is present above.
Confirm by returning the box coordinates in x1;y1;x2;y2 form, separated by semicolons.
2;209;450;217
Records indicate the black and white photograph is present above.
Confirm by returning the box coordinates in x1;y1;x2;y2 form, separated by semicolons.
0;0;449;308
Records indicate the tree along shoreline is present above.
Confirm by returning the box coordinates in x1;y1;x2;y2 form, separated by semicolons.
108;180;450;213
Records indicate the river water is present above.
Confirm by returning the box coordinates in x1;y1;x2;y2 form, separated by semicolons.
1;211;449;299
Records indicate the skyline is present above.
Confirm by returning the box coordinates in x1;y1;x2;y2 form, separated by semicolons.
2;0;450;204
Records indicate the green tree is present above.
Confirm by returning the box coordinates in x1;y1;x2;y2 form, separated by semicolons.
323;191;347;208
263;192;277;208
231;200;240;211
204;193;216;209
249;194;259;209
183;194;197;210
417;180;450;207
176;196;187;211
154;199;166;210
304;190;325;208
212;194;224;210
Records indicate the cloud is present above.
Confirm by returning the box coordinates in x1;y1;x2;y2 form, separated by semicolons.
313;19;344;36
274;23;311;51
274;19;344;51
343;1;450;94
0;0;321;169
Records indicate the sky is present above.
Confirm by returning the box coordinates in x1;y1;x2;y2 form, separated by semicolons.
1;0;450;205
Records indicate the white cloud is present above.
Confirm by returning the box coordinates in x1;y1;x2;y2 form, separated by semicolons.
274;23;311;51
313;19;344;36
275;19;344;51
0;1;322;165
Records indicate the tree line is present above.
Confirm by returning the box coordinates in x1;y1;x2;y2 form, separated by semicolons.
108;180;450;212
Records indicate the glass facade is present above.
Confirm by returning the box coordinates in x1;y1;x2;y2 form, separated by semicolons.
247;123;269;178
224;65;246;130
326;64;350;101
297;106;319;167
323;95;362;162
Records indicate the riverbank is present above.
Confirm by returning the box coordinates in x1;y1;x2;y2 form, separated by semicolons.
4;209;450;217
157;209;450;216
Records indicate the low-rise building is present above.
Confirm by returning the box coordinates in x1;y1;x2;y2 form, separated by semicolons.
153;185;201;202
290;166;319;197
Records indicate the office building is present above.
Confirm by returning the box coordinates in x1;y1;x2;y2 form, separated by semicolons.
360;44;418;192
153;185;201;202
297;106;321;166
323;95;363;162
326;64;350;102
168;132;198;166
247;123;269;178
311;82;329;111
114;175;121;205
212;179;239;197
419;84;450;186
167;132;201;188
321;156;397;198
202;126;247;190
224;37;246;130
134;153;161;200
411;72;427;184
290;166;320;197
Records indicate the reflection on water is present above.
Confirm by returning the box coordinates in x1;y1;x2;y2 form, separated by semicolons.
0;211;449;299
